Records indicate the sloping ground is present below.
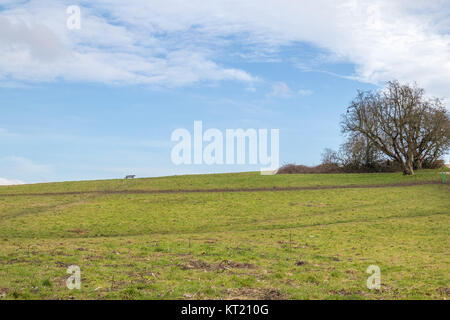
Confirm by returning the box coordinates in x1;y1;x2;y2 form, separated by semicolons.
0;171;448;300
0;180;443;197
0;169;444;195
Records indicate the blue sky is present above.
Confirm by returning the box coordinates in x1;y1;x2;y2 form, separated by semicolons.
0;1;449;184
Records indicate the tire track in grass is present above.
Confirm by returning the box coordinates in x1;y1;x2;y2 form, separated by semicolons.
0;194;105;220
5;211;448;239
0;181;447;197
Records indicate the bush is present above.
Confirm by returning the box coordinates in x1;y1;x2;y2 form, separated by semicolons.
277;160;403;174
422;159;445;169
277;163;343;174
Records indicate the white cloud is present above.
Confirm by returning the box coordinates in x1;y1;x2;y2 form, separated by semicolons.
0;0;449;98
267;83;313;98
267;82;292;98
0;177;25;186
298;89;313;96
0;1;257;87
0;156;50;184
0;156;50;175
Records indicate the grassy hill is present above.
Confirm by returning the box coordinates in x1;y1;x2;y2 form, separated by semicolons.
0;170;448;299
0;169;445;195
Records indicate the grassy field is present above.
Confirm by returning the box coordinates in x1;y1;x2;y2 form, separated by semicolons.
0;170;448;300
0;169;444;195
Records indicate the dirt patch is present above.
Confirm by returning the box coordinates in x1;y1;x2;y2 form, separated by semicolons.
67;229;85;235
55;261;68;267
328;288;362;296
218;260;256;270
277;240;298;248
437;287;450;297
303;202;327;207
294;260;306;266
226;288;286;300
179;259;256;271
0;287;9;299
179;260;214;271
1;258;30;265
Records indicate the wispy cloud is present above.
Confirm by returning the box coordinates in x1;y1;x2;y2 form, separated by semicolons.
0;2;257;87
0;0;449;98
267;82;292;98
0;156;50;176
0;177;25;186
0;128;19;137
267;82;313;98
298;89;313;96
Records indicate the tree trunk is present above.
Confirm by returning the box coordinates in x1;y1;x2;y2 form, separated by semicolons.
403;157;415;175
414;159;423;170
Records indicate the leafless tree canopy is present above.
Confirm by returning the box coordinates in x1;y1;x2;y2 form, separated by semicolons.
341;81;450;175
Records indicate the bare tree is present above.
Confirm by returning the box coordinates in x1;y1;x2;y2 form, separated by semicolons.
413;99;450;169
342;81;450;175
321;148;340;165
339;133;384;170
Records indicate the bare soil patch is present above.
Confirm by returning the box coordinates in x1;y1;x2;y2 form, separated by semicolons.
225;287;286;300
179;259;256;271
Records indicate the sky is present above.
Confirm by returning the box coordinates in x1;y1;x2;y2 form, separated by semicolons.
0;0;449;184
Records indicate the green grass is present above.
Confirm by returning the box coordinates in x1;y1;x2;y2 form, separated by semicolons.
0;169;443;195
0;170;448;300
